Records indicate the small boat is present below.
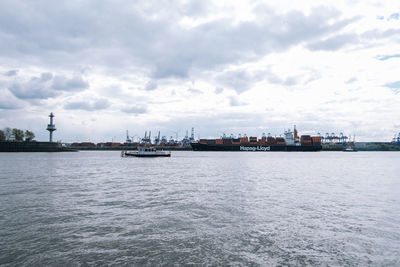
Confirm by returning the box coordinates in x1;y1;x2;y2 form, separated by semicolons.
122;147;171;157
343;135;357;152
343;146;357;152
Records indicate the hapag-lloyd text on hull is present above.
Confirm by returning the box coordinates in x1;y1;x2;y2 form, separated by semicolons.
240;146;271;151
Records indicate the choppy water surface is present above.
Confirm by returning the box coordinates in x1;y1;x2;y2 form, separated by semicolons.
1;151;400;266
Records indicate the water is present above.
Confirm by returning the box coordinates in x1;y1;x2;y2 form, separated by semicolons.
0;151;399;266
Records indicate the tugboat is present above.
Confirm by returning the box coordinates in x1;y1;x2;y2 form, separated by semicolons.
343;146;357;152
122;146;171;157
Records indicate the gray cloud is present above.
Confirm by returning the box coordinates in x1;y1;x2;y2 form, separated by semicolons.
282;76;299;86
264;71;282;84
229;96;246;106
64;98;110;111
346;77;357;83
4;70;18;76
262;67;306;87
144;81;157;91
216;67;305;93
92;99;110;110
187;88;203;94
121;105;147;114
38;72;53;82
384;81;400;88
214;87;224;94
267;69;306;87
8;72;89;99
216;70;254;94
0;101;16;109
52;75;89;91
0;2;359;80
63;101;88;110
361;29;400;39
8;73;58;99
0;88;24;109
306;28;400;52
178;1;211;17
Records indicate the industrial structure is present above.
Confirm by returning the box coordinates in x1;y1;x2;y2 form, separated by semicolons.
320;132;349;144
46;112;56;142
392;133;400;145
121;128;197;147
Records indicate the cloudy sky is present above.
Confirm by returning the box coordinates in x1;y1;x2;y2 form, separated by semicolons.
1;0;399;142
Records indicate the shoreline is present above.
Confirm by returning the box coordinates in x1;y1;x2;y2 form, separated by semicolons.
2;142;399;152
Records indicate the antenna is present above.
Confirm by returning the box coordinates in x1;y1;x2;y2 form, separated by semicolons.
126;130;132;143
172;130;179;140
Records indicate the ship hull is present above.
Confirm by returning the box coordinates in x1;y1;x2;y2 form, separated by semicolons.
191;143;322;152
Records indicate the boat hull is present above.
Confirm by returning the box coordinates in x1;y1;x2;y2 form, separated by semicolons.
191;143;322;152
124;152;171;157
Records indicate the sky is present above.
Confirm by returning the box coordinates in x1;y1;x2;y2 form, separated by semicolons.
0;0;399;142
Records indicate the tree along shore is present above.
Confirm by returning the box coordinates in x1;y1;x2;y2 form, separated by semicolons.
0;127;35;142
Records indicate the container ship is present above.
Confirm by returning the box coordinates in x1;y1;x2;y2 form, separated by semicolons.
191;126;322;152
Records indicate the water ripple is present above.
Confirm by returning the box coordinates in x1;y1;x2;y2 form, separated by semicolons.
0;151;400;266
